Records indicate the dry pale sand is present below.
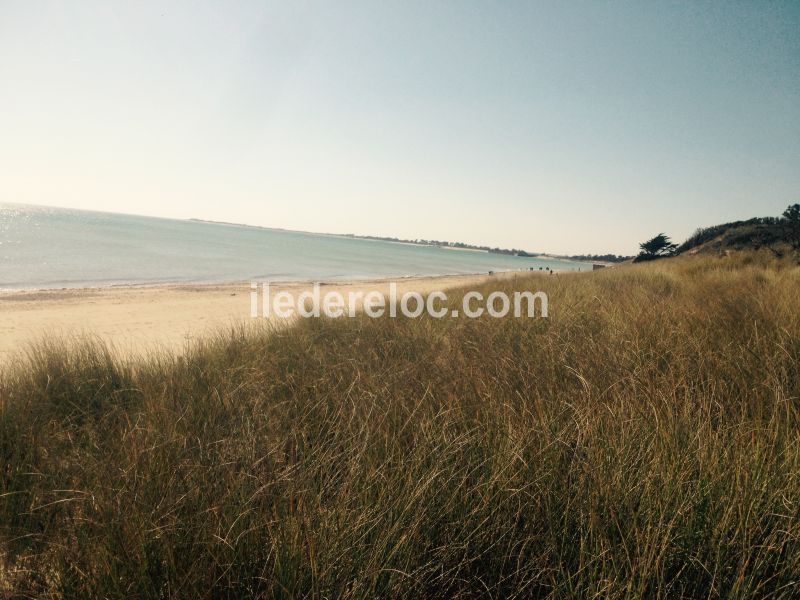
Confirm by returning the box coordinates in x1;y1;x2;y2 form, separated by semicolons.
0;272;525;363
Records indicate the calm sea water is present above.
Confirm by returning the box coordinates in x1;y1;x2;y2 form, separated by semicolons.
0;204;587;290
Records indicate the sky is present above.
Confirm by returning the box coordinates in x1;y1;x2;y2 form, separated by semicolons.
1;1;798;255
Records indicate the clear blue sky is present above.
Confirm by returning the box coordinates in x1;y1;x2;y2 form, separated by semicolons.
1;1;798;254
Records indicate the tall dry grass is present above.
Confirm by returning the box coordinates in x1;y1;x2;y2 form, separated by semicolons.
2;252;800;598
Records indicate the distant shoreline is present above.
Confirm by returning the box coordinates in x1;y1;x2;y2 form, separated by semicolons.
189;218;630;263
190;217;538;257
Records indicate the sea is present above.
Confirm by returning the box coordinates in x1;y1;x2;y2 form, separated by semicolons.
0;203;588;290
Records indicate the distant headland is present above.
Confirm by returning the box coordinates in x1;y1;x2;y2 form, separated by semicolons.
189;219;633;263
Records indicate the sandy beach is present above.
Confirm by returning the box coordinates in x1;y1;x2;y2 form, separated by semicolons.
0;272;523;363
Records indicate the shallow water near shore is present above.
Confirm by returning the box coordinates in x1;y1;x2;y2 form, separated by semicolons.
0;204;586;290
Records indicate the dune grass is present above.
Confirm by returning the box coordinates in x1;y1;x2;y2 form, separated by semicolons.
2;252;800;598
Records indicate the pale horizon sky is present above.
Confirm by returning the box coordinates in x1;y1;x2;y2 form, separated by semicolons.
1;1;798;255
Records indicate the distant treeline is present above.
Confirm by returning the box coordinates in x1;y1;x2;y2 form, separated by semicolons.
342;234;538;256
343;234;639;262
558;254;633;263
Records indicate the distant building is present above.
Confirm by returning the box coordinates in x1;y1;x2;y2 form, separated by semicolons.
592;263;607;271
